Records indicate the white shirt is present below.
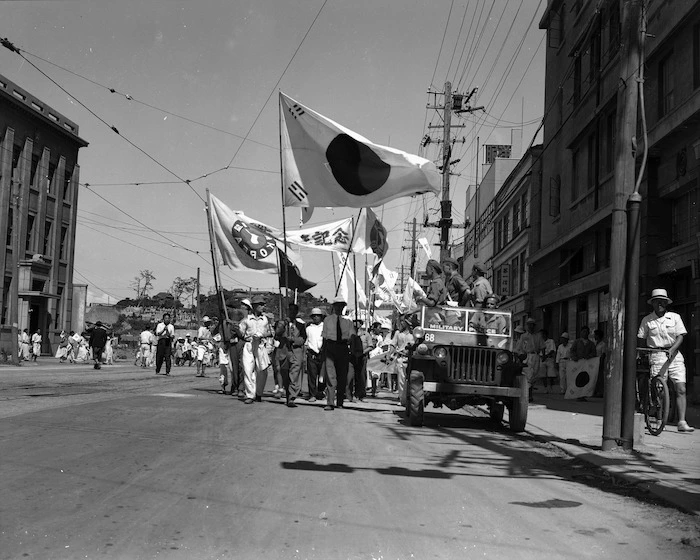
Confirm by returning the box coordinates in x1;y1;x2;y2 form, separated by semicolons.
155;322;175;340
139;330;153;345
305;323;324;353
638;311;687;349
556;342;571;363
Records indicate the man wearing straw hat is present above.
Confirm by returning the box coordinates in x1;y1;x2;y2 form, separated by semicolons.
638;288;694;432
239;295;273;404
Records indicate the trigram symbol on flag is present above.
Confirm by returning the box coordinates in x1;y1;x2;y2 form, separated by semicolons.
288;181;308;202
289;104;305;119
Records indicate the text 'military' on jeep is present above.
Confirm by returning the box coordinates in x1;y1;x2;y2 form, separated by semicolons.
404;305;528;432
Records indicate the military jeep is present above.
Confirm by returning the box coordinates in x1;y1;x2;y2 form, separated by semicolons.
404;305;528;432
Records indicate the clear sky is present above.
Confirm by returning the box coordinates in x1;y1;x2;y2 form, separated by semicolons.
0;0;546;306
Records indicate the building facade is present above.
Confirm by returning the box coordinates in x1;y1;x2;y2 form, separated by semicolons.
491;146;543;331
536;0;699;394
0;73;88;356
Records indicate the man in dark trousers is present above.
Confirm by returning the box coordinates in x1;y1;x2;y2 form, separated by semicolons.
88;321;109;370
321;296;353;410
284;303;306;406
155;313;175;375
347;320;373;403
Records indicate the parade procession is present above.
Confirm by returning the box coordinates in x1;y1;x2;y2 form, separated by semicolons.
1;1;699;559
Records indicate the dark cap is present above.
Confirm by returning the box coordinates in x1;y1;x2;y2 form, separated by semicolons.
441;257;458;268
427;259;443;275
251;295;266;305
473;262;487;274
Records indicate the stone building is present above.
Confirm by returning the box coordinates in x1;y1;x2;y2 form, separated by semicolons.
0;73;88;356
536;0;699;394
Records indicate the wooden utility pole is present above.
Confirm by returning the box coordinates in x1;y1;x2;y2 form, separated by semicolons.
195;267;201;323
439;81;453;261
602;0;643;452
411;218;417;278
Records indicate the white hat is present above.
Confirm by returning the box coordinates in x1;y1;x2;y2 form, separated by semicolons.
560;332;570;338
213;333;222;342
241;298;252;309
647;288;672;305
201;316;211;323
310;307;325;316
332;295;347;305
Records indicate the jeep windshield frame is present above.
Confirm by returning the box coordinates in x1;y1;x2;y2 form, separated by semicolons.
420;305;513;351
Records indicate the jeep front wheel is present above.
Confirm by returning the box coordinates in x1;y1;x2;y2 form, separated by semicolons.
407;370;424;427
508;375;528;432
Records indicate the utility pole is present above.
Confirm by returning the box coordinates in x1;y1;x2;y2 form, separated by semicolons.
195;267;201;323
603;0;643;452
403;218;418;279
425;82;478;261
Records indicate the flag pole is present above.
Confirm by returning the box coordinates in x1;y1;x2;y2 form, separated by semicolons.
352;249;358;321
335;208;364;296
275;249;284;319
205;189;230;325
278;93;290;309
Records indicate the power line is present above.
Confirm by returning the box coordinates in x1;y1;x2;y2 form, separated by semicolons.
429;0;455;88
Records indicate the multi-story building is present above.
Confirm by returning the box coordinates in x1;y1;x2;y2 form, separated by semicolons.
0;73;88;356
491;146;543;330
536;0;699;394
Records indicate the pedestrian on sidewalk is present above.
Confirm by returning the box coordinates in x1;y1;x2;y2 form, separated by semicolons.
30;329;42;361
556;332;571;394
515;318;544;402
20;329;31;361
539;329;557;393
638;288;694;433
283;303;306;406
347;320;372;403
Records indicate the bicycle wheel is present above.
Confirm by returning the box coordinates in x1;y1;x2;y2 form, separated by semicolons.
645;375;670;436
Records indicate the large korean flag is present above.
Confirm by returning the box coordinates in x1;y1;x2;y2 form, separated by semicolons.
280;92;440;211
565;357;601;400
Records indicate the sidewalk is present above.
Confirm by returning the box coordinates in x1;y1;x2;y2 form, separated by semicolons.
524;390;700;515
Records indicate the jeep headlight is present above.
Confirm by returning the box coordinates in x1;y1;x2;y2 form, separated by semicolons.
412;326;425;340
433;346;448;360
496;351;511;366
416;343;429;355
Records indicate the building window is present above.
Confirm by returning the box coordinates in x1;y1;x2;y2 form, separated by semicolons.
549;176;561;217
5;207;12;247
574;55;582;105
63;166;74;201
519;250;527;292
556;88;563;128
694;24;700;90
659;53;674;118
671;187;699;246
512;200;521;235
42;221;53;257
503;213;510;246
608;1;620;55
587;133;597;191
1;277;10;324
604;111;616;174
521;193;528;228
572;150;580;201
60;225;69;260
47;162;56;195
511;255;520;294
495;218;503;251
26;214;35;252
548;4;565;48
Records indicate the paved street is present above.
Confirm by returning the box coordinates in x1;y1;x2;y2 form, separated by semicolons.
1;361;699;559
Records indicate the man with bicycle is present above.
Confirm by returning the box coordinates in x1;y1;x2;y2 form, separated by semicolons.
638;288;694;433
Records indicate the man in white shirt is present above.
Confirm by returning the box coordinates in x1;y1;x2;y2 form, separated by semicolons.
196;316;213;377
139;328;154;368
239;297;273;404
555;332;571;394
321;296;354;410
638;288;694;433
31;329;42;361
154;313;175;376
305;308;325;402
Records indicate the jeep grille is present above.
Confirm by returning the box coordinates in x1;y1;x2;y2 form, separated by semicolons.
446;347;499;384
